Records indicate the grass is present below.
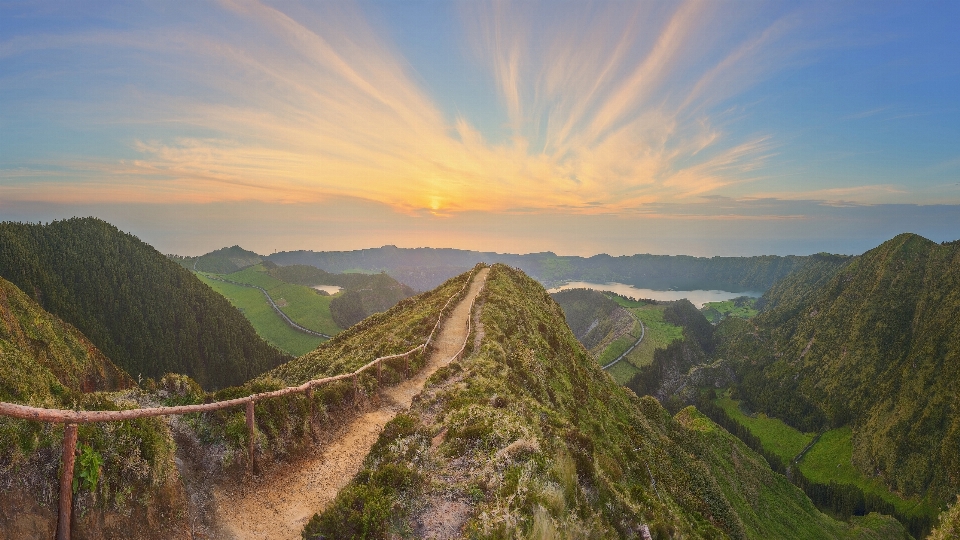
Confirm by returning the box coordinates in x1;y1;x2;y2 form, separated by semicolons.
701;298;759;324
798;427;940;521
600;297;684;384
715;390;814;464
197;274;325;356
715;390;940;526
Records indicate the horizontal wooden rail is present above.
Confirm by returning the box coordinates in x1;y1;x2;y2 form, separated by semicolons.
0;267;479;424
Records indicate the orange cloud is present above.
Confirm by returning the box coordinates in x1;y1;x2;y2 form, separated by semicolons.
3;0;806;215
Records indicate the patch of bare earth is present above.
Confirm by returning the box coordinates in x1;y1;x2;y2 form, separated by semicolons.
210;268;488;540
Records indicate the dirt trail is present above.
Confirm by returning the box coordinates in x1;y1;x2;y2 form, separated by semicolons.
212;268;489;540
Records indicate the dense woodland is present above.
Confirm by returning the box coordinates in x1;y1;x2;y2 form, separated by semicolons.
0;218;289;390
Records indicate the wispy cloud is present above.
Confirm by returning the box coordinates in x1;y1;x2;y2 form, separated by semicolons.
1;0;818;214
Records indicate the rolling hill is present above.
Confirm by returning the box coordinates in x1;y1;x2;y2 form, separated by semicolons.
304;264;907;539
0;218;290;390
726;234;960;502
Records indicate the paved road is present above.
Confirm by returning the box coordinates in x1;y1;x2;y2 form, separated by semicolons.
204;275;333;339
602;311;645;370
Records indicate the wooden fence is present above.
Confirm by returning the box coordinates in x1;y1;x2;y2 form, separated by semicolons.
0;267;485;540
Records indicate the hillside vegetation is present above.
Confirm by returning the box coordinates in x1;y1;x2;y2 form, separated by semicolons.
196;273;326;356
304;264;906;539
175;245;262;274
0;276;187;539
0;276;131;404
550;288;632;353
0;218;289;390
726;234;960;502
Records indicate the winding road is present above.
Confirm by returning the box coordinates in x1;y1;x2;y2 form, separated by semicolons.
204;275;333;339
601;310;645;370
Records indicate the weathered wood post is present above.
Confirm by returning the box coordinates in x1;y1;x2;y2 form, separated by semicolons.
305;385;315;439
245;400;257;475
57;423;78;540
353;374;360;406
377;359;383;386
404;354;410;378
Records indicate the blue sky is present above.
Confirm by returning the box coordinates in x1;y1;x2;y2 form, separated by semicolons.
0;0;958;257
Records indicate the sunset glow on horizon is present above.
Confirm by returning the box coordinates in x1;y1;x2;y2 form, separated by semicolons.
1;1;958;257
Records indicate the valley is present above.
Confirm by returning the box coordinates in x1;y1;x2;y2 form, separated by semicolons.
0;220;956;539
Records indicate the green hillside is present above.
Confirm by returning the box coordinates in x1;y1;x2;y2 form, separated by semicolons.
0;276;186;539
304;264;906;539
727;234;960;503
552;290;688;384
0;276;131;405
0;218;290;390
193;245;263;274
189;262;416;355
196;273;326;356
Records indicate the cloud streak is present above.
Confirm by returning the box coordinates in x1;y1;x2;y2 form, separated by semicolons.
0;0;845;215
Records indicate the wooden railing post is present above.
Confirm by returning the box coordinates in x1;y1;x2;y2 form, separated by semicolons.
377;359;383;386
404;355;410;378
57;423;78;540
305;386;315;438
246;401;258;475
353;374;360;405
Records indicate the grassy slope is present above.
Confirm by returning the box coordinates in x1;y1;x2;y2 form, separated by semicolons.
264;269;474;385
224;265;340;335
715;391;814;465
701;298;760;324
197;274;324;356
716;391;940;525
304;265;904;539
676;408;907;540
0;277;132;404
603;296;684;383
0;277;182;536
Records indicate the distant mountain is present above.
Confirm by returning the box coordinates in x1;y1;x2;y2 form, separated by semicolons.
723;233;960;501
268;245;818;292
304;265;907;539
193;245;263;274
0;218;290;389
0;276;131;405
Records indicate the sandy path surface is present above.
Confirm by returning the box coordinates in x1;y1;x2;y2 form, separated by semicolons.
213;268;488;540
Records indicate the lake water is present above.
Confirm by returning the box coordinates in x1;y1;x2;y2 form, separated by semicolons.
546;281;762;308
312;285;342;295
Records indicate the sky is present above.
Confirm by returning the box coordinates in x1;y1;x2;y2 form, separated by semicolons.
0;0;958;257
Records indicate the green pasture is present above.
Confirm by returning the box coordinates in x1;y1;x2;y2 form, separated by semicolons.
701;298;759;324
715;390;814;463
211;265;341;336
715;390;940;524
600;300;684;384
198;275;324;356
798;427;940;520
